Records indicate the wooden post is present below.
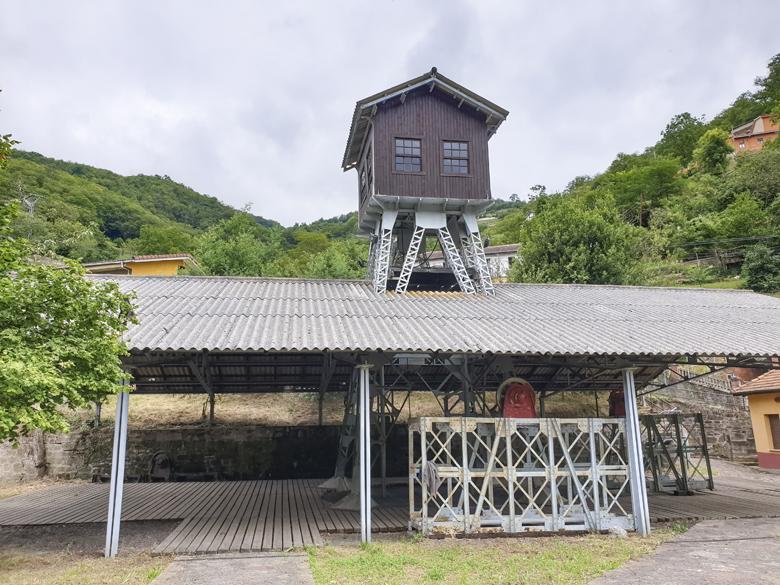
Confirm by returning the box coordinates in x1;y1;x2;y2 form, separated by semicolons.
105;386;129;557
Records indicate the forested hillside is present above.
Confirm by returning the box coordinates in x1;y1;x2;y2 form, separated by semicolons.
485;54;780;292
0;150;366;278
1;55;778;288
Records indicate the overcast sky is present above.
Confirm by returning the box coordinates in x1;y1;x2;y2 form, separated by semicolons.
1;2;777;225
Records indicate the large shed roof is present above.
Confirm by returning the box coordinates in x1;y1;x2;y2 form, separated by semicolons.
91;275;780;359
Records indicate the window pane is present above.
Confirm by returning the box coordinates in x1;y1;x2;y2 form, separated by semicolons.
395;139;422;172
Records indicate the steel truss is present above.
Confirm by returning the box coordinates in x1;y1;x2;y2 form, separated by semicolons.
372;228;393;293
322;364;413;493
409;417;635;535
641;413;714;495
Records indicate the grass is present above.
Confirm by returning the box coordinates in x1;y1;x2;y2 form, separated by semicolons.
308;530;676;585
693;277;745;289
0;552;171;585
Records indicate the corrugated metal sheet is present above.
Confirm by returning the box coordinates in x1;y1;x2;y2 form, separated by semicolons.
88;276;780;358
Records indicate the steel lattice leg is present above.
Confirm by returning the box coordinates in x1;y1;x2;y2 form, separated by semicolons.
373;228;392;293
468;233;494;294
366;235;377;281
438;227;476;294
460;236;475;268
395;225;425;293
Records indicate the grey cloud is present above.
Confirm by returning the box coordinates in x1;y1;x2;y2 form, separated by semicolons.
1;1;778;224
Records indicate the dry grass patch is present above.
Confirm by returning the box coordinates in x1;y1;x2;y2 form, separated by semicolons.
309;530;676;585
0;551;171;585
88;391;451;429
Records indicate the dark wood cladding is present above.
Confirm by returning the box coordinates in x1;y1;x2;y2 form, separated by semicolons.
371;90;492;200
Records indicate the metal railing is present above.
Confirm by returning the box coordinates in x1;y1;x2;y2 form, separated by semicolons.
408;417;636;535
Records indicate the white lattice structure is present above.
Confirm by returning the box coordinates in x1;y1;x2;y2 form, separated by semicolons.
363;197;494;295
409;417;635;535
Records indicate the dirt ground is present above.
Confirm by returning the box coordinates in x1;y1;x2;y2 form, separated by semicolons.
0;522;175;585
0;478;85;501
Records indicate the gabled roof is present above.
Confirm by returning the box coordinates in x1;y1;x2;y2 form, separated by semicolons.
88;275;780;360
733;369;780;395
84;253;196;271
342;68;509;170
730;115;780;138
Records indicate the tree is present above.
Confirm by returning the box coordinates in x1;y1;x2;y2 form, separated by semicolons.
129;224;196;256
655;113;706;165
194;213;283;276
692;129;733;175
741;245;780;293
721;148;780;207
594;156;683;225
715;193;772;239
301;239;367;279
507;193;647;285
0;203;134;441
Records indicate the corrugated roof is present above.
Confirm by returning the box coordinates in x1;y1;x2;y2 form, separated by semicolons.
88;275;780;358
733;370;780;395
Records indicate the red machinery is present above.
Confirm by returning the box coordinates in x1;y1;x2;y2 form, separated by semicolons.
608;389;625;417
497;378;537;418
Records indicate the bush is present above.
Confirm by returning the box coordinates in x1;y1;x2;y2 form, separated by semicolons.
741;245;780;293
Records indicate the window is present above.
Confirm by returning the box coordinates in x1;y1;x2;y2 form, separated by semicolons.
395;138;421;172
442;141;469;174
769;414;780;450
739;142;746;149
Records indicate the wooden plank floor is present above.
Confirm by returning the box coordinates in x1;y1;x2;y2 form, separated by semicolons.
0;477;778;554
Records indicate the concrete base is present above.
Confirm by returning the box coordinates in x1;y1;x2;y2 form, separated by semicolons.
331;489;377;511
318;476;351;492
152;553;314;585
591;518;780;585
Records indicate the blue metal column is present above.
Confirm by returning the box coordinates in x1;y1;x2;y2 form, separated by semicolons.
623;369;651;535
104;386;129;557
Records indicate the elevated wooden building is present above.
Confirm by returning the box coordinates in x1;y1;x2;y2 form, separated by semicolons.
343;68;508;294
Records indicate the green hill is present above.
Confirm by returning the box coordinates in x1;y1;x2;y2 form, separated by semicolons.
0;151;279;261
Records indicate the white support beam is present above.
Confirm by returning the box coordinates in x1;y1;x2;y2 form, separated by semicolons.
623;369;651;536
105;386;130;557
358;363;372;543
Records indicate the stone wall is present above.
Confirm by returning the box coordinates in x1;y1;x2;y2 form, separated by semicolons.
645;379;756;462
0;424;409;482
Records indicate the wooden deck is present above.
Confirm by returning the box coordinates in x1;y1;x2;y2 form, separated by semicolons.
0;477;778;554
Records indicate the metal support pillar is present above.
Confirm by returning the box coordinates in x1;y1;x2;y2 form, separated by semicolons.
105;387;129;557
379;366;387;498
623;369;651;536
358;363;372;543
207;391;215;425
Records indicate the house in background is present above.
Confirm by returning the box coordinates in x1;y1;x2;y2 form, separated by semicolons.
428;243;519;281
83;253;197;276
729;115;780;152
733;369;780;470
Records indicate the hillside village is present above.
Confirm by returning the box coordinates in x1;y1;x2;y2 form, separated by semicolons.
0;56;779;292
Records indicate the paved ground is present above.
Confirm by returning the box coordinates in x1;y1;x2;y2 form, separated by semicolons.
151;552;314;585
591;518;780;585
